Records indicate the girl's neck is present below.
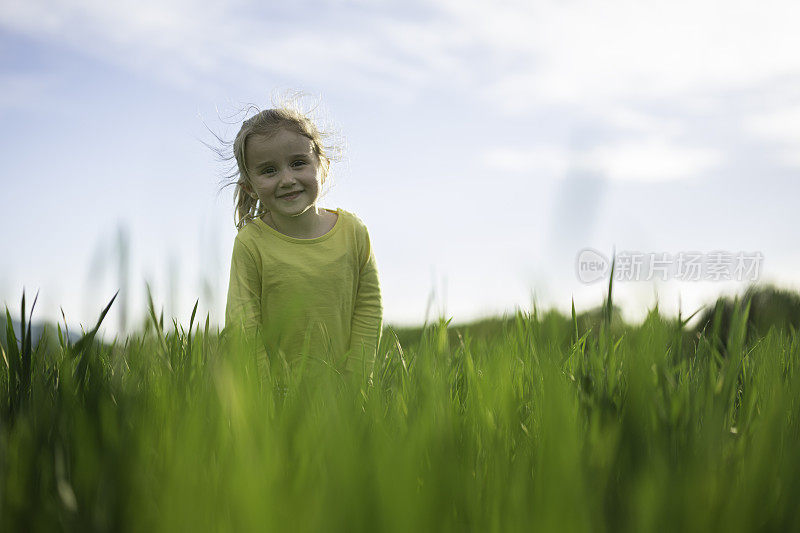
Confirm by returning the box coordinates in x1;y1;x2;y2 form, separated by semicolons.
262;207;326;239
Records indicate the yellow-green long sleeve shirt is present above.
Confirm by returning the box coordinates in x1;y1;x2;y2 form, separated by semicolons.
224;208;383;378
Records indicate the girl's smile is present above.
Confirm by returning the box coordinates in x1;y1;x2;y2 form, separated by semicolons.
279;190;303;201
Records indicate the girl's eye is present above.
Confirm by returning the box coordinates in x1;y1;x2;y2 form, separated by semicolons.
292;160;307;167
262;167;275;174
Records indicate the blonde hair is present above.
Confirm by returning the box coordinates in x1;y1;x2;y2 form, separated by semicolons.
205;93;343;230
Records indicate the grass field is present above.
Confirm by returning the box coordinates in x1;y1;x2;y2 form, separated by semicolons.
1;282;799;532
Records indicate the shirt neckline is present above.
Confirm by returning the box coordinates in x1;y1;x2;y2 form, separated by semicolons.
254;208;342;244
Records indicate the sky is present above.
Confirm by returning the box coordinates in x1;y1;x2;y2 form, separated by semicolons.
1;0;799;340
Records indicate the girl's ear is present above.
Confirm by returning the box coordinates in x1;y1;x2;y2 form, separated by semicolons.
241;181;257;199
319;158;331;185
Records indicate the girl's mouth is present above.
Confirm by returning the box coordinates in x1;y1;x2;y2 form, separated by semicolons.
279;191;302;201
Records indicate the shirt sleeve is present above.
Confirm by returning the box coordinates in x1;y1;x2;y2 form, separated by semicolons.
347;223;383;377
225;235;262;337
225;236;271;381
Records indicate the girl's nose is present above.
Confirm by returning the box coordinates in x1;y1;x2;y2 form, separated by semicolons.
278;171;296;185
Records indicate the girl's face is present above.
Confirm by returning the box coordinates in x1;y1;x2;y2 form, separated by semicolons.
243;128;324;220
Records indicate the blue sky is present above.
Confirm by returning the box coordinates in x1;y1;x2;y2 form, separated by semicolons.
1;0;799;339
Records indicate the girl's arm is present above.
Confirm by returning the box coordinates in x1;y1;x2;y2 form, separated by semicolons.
347;225;383;377
225;237;269;375
225;237;262;334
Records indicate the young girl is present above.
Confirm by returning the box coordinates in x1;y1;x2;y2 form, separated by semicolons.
223;105;382;379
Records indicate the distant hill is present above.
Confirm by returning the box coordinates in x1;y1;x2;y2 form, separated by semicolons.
4;284;798;358
692;284;800;346
0;316;83;353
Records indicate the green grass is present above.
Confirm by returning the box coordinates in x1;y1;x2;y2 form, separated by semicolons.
1;284;799;532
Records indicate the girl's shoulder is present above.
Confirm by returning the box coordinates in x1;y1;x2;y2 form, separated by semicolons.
337;210;376;246
235;217;263;239
233;217;269;253
336;208;369;230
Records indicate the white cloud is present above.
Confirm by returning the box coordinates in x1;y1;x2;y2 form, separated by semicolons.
0;72;57;111
4;0;800;108
4;0;800;156
483;138;721;182
0;0;241;93
776;151;800;169
584;104;685;136
434;0;800;110
583;139;721;182
746;105;800;142
0;0;465;99
482;145;569;176
743;103;800;168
